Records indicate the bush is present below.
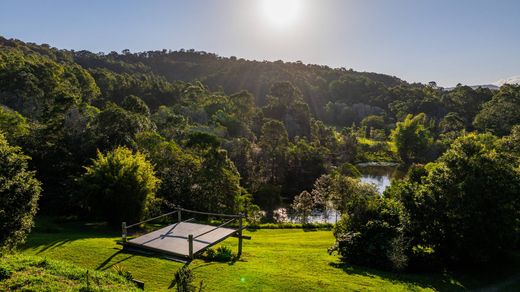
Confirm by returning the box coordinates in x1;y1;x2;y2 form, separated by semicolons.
330;197;407;271
0;263;12;280
0;133;41;250
173;265;204;292
79;146;159;226
203;246;234;262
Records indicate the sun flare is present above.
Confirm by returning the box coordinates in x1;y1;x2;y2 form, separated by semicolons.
261;0;301;28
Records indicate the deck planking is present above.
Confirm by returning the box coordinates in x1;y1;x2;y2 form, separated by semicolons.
125;222;236;257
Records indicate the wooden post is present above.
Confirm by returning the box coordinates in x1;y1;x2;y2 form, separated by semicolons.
122;222;127;243
188;234;194;259
177;206;182;222
238;213;243;257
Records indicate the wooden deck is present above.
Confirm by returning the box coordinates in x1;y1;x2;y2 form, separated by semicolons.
124;222;237;258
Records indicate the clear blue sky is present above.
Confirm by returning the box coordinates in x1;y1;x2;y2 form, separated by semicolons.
1;0;519;87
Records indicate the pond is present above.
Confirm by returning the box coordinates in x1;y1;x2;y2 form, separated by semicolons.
279;162;405;224
357;162;404;194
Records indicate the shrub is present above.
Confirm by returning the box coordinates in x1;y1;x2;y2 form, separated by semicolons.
173;265;204;292
79;146;159;226
202;246;234;262
215;246;234;262
112;264;133;281
0;133;41;250
0;263;12;281
330;197;407;271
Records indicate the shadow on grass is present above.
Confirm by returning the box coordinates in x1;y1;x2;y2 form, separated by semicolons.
96;250;136;271
21;216;120;251
330;252;520;292
329;262;463;291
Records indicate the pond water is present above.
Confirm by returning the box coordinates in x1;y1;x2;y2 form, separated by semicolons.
357;162;404;194
280;162;405;224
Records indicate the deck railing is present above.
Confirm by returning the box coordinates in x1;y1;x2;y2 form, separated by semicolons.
122;206;245;259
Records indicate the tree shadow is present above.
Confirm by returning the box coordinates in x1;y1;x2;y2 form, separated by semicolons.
21;216;120;251
329;262;464;291
95;249;136;271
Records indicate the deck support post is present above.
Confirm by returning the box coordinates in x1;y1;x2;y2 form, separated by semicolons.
177;206;182;222
122;222;127;243
238;213;243;257
188;234;194;259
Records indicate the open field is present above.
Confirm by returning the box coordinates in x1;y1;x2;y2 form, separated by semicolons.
19;218;520;291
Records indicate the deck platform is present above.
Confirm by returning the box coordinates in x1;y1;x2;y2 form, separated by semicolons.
124;222;237;258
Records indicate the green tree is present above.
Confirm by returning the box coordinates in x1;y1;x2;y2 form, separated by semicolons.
80;146;159;225
121;95;150;116
331;197;407;271
88;103;155;151
259;119;289;184
360;115;385;137
0;106;29;144
291;190;315;224
0;133;41;250
391;113;433;164
391;134;520;265
473;84;520;136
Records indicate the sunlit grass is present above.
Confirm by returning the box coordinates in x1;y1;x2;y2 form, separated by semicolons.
0;254;138;291
19;218;520;291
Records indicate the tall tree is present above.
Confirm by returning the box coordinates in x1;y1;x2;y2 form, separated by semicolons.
258;119;289;184
0;133;41;250
391;113;433;164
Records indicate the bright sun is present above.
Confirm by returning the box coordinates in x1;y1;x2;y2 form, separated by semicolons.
261;0;301;28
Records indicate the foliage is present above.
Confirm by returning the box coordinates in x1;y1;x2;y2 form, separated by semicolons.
404;134;519;264
173;265;204;292
258;119;289;184
204;246;234;262
0;106;29;144
121;94;150;116
79;146;159;225
0;133;41;250
330;197;407;271
88;103;155;151
386;134;520;267
391;113;433;164
291;191;315;224
336;163;361;178
473;84;520;135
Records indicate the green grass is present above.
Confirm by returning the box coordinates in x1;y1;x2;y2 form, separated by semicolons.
18;217;520;291
0;254;139;291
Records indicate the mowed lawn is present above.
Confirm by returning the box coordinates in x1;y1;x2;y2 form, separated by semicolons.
20;218;520;291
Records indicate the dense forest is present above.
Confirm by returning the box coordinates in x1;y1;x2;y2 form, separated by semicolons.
1;36;519;273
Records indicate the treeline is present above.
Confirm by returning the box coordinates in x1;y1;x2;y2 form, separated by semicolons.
1;37;520;270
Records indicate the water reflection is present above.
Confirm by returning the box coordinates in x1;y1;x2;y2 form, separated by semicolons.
357;162;404;194
279;163;404;223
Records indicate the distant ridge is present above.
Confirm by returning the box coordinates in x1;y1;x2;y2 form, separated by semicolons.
494;75;520;86
444;84;499;91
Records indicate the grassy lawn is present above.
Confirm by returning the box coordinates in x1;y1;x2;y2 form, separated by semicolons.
0;254;139;291
19;217;520;291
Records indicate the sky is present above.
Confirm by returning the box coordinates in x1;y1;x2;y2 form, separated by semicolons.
1;0;519;87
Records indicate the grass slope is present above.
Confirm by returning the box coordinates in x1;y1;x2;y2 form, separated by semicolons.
19;218;520;291
0;254;139;291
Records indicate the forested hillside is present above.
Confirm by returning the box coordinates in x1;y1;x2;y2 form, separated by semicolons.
1;37;520;275
1;36;519;213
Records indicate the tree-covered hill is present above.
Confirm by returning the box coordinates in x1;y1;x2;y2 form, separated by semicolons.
0;35;519;223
